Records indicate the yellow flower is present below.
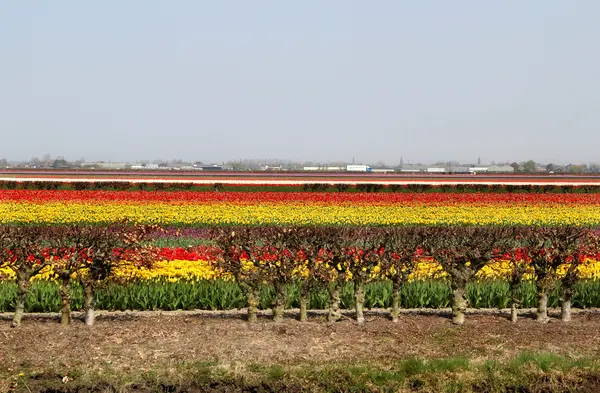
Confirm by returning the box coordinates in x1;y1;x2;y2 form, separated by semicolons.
1;200;599;226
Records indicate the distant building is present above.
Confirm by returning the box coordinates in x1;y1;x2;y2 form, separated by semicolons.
426;167;446;173
468;167;489;174
303;166;345;171
447;166;470;174
199;165;224;171
399;164;427;173
96;162;129;169
487;165;515;173
261;165;283;171
129;163;159;170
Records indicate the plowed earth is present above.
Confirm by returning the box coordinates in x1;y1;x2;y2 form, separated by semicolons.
2;312;600;391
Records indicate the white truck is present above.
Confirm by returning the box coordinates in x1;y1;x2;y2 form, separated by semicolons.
346;164;372;172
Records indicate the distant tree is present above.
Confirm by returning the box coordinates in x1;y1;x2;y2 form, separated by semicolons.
229;162;248;171
522;160;537;173
568;164;587;174
546;163;555;172
52;158;69;168
30;156;41;168
510;162;521;172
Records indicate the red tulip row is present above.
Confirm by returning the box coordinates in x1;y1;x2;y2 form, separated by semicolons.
2;189;600;205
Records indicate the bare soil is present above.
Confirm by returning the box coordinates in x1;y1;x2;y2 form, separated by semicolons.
2;311;600;392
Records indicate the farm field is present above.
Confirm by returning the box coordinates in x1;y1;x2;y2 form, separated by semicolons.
2;181;600;391
1;189;600;226
5;0;600;390
4;313;600;392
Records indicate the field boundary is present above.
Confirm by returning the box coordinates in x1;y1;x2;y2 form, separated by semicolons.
4;176;600;185
2;306;600;322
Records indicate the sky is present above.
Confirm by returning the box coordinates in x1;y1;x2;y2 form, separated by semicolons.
1;1;599;165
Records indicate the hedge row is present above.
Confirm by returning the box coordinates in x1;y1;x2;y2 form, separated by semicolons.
1;180;600;193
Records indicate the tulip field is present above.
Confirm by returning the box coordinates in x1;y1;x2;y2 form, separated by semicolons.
0;189;600;226
1;183;600;327
4;180;600;392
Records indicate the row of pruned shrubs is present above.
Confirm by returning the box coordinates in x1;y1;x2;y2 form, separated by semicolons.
213;225;599;325
2;224;599;327
287;182;600;193
0;224;158;327
1;180;600;193
0;180;197;191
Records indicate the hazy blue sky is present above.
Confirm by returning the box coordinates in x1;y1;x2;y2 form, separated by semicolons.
1;1;599;165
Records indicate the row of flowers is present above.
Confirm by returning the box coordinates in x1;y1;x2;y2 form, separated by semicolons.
3;254;600;282
115;258;600;282
1;190;600;204
0;201;599;226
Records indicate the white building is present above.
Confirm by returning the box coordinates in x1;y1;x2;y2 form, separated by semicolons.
426;167;446;173
487;165;515;173
95;162;129;169
468;167;489;174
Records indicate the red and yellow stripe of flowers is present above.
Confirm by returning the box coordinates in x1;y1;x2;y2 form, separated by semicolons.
1;190;600;226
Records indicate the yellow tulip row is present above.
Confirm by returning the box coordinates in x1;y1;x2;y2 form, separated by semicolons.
0;202;599;226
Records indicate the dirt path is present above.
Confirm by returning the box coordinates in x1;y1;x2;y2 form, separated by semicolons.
3;312;600;372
